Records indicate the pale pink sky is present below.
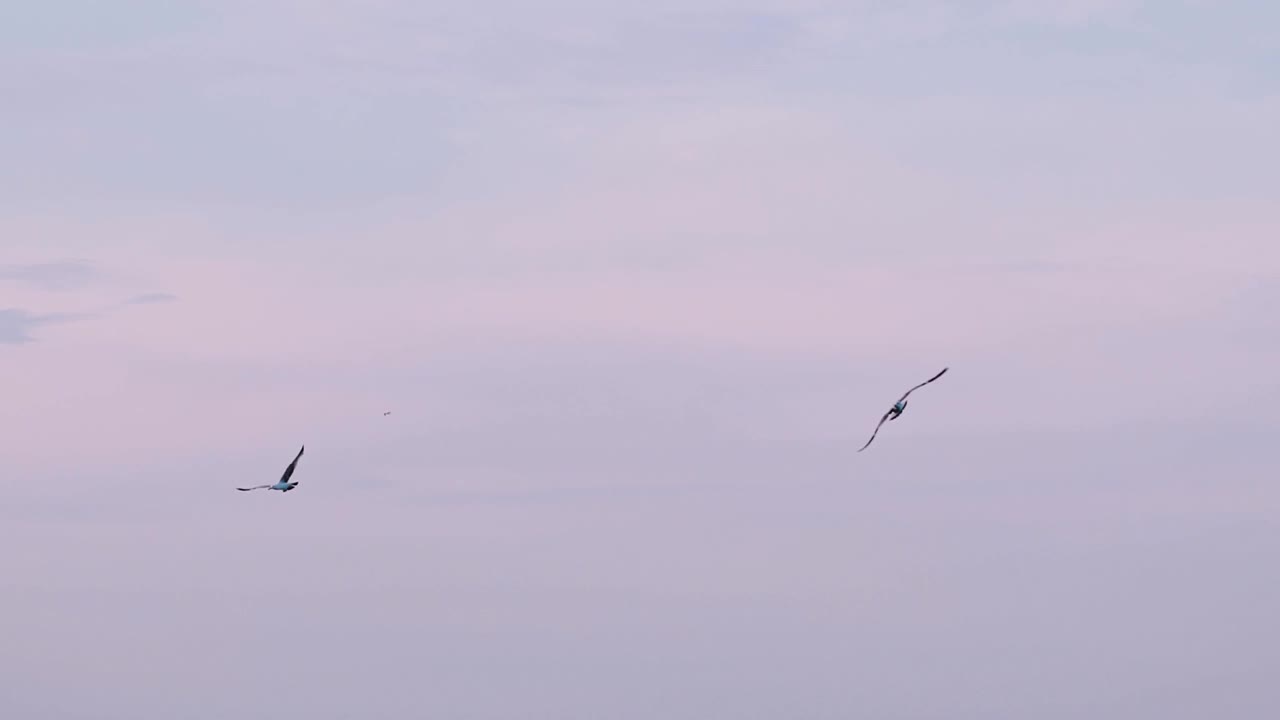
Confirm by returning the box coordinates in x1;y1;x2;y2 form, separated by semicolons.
3;1;1280;718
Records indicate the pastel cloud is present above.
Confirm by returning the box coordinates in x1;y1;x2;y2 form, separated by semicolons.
0;308;83;344
0;260;97;291
125;292;178;305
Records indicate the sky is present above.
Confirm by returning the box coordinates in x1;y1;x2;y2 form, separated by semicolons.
2;1;1279;717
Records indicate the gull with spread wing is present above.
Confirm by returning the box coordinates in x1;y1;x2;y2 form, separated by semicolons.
237;445;304;492
858;368;948;452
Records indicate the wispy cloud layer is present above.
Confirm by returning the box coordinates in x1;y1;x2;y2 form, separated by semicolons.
125;292;178;305
0;308;83;344
0;260;97;290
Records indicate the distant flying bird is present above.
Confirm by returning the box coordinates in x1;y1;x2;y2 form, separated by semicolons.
383;411;391;416
858;368;948;452
237;446;304;492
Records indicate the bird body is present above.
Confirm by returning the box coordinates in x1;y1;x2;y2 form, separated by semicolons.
858;368;947;452
237;445;304;492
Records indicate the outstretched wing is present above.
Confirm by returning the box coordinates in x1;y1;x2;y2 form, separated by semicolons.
236;484;272;491
897;367;948;404
857;409;895;452
278;445;304;484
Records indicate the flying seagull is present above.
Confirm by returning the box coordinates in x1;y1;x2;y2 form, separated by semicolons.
237;445;304;492
858;368;948;452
